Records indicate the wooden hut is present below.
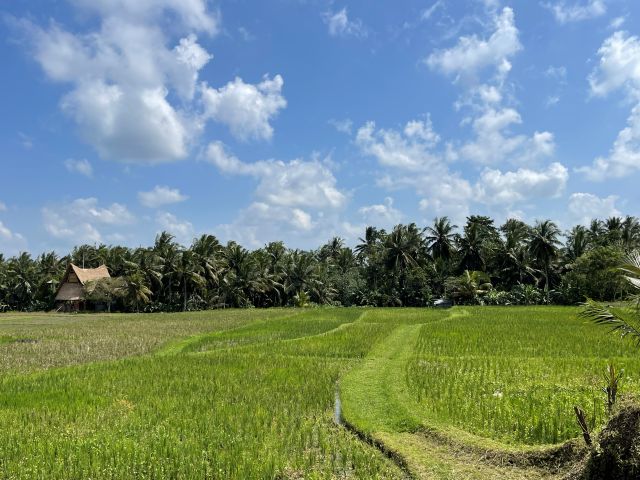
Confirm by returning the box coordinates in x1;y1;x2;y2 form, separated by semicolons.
55;264;110;311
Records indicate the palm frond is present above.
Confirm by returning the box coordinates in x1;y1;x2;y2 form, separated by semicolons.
580;299;640;345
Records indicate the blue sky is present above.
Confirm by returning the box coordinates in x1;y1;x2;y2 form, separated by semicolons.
1;0;640;254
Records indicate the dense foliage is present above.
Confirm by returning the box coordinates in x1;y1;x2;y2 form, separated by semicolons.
1;214;639;311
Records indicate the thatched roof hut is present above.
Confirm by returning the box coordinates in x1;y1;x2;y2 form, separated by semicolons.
55;264;110;304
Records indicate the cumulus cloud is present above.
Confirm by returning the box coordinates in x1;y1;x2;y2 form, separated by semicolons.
544;0;606;24
356;119;567;222
43;197;134;245
19;1;284;163
21;11;215;164
202;75;287;141
64;158;93;177
156;211;194;243
580;32;640;179
426;7;521;82
355;118;441;171
66;0;219;33
356;119;473;222
206;142;346;209
358;197;403;227
589;31;640;99
475;162;568;205
324;8;367;38
459;108;555;165
138;185;188;208
578;104;640;180
568;192;620;225
206;143;349;248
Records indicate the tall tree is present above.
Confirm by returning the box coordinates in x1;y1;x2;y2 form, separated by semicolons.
529;220;562;291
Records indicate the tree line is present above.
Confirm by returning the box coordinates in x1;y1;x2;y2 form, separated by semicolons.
1;215;639;312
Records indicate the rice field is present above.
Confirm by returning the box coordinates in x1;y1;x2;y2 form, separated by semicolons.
0;306;636;479
405;307;640;445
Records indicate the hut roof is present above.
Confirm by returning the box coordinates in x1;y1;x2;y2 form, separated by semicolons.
70;264;110;284
55;264;111;301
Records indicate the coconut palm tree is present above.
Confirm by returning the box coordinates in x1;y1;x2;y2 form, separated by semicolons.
529;220;562;291
174;250;205;311
123;271;152;312
424;216;457;261
565;225;590;262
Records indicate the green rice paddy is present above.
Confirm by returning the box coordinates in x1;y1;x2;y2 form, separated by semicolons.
0;306;636;479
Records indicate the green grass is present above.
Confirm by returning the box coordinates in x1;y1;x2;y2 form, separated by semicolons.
0;308;403;479
0;306;636;479
405;306;640;445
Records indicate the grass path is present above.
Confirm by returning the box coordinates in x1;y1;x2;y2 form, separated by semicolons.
340;314;579;480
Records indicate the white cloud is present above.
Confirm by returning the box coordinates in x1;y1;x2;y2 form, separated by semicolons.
589;31;640;99
43;198;135;245
421;1;444;21
0;202;6;212
475;162;569;205
545;65;568;83
578;104;640;180
358;197;403;227
324;8;367;38
328;118;353;134
459;108;555;165
156;211;194;243
202;75;287;141
205;142;346;210
356;119;566;223
138;185;188;208
355;119;473;223
0;220;26;255
355;118;441;171
580;33;640;179
67;0;219;33
568;193;620;225
21;2;216;163
426;7;521;82
544;0;606;24
206;143;350;248
0;221;14;240
64;158;93;177
609;16;626;30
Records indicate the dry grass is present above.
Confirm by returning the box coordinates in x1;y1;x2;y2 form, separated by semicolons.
0;309;285;373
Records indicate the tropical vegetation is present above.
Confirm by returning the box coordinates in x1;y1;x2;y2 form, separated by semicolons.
2;214;640;312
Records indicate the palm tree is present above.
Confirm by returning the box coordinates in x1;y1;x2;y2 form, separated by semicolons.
283;250;329;305
580;250;640;345
125;249;163;293
605;216;624;246
153;232;180;306
424;217;457;261
123;271;152;312
6;253;37;310
174;250;205;311
355;226;380;260
191;234;223;300
529;220;562;291
565;225;590;262
621;216;640;251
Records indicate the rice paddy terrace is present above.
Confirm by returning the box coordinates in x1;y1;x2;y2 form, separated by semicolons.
0;307;637;479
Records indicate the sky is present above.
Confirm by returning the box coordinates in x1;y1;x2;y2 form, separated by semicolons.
1;0;640;255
